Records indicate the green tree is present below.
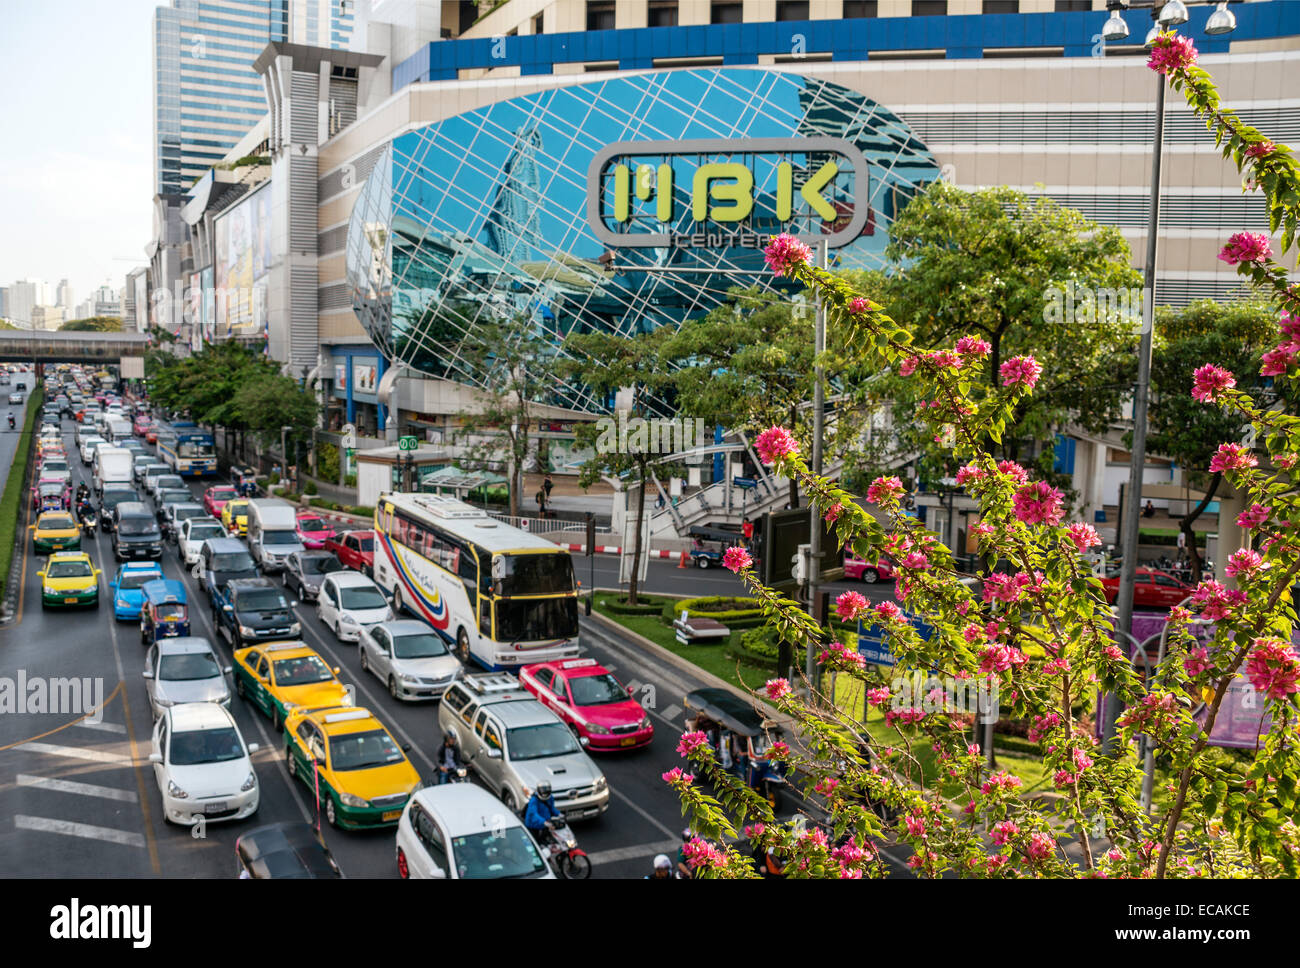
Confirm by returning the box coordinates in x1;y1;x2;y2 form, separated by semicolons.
1146;298;1290;580
233;372;319;463
60;316;123;332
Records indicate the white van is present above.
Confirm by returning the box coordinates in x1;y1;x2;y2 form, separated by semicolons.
93;446;135;495
247;498;303;574
105;417;133;444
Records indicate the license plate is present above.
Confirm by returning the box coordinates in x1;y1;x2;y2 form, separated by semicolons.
620;737;636;746
382;810;402;821
204;802;228;815
64;597;78;604
51;544;62;550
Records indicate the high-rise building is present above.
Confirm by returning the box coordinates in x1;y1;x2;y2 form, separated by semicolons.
272;0;356;47
6;280;49;329
55;278;74;311
31;306;64;331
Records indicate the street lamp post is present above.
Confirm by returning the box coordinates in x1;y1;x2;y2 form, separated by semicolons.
1098;0;1237;752
806;239;828;696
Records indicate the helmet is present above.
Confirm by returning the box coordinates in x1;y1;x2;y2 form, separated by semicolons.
443;730;457;744
536;782;552;799
653;854;672;870
682;828;693;841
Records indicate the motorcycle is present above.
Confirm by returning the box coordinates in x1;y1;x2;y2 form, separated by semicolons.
6;414;13;430
78;507;97;539
541;820;591;879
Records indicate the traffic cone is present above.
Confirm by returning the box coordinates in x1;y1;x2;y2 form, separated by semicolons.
678;549;689;568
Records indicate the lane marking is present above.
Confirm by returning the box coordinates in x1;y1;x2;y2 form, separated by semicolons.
17;773;138;802
586;838;681;866
0;680;124;751
660;704;682;722
75;720;126;734
15;815;146;848
105;609;163;874
13;741;133;765
609;785;678;840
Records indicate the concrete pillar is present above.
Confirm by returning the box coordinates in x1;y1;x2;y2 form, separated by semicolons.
1217;486;1246;591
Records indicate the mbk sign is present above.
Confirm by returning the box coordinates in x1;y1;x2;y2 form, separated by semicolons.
586;137;870;249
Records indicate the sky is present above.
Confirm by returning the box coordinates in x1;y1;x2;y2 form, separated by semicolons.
0;0;159;317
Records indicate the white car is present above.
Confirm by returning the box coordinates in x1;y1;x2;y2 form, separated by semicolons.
178;517;230;568
148;703;260;825
79;435;106;465
359;619;462;701
317;572;393;643
395;785;554;880
142;637;232;719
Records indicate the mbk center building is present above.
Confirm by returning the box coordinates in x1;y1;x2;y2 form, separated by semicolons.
181;2;1299;513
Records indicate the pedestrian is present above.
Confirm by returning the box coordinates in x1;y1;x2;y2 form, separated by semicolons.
656;493;665;510
543;474;553;501
535;488;546;518
742;516;754;549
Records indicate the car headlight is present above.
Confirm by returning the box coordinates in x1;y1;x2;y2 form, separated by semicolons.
166;779;188;799
289;622;301;635
281;700;299;713
240;772;257;792
586;722;610;735
239;625;256;637
399;672;419;684
640;715;652;730
339;615;358;627
338;792;369;808
594;776;608;793
116;598;128;607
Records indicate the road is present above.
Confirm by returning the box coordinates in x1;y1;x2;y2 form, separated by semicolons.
0;393;900;879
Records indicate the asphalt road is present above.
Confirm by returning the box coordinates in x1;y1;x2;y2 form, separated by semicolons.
0;399;898;879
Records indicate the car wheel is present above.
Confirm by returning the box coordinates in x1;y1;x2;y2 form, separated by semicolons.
271;705;282;732
324;795;339;828
861;567;879;584
359;649;369;672
456;627;470;664
501;789;517;813
696;557;709;569
389;676;401;701
235;676;246;699
286;745;297;778
397;847;410;879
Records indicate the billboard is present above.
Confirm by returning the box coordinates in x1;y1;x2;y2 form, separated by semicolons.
132;272;148;333
215;185;272;336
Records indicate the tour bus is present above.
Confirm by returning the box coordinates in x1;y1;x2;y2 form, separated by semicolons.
372;492;581;671
155;421;217;477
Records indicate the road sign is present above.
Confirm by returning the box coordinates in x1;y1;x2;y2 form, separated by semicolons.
732;476;757;489
856;614;934;668
398;435;418;452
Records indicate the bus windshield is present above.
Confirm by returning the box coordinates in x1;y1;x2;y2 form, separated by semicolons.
496;553;574;596
495;597;578;642
178;440;215;458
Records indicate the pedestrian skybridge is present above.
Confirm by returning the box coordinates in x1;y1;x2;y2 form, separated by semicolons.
0;330;149;376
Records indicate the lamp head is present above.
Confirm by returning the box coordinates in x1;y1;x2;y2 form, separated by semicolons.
1205;1;1236;35
1102;9;1130;40
1157;0;1189;26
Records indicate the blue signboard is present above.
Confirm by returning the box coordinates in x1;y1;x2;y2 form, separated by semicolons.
856;613;933;668
733;476;757;489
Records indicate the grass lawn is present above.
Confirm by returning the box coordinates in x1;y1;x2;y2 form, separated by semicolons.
0;386;41;601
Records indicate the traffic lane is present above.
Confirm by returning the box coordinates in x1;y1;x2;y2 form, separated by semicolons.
0;370;33;482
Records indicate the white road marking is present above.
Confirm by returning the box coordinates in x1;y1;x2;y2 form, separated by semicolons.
586;838;681;866
13;742;132;765
609;785;678;839
75;720;126;734
16;774;138;802
659;704;682;722
15;815;146;848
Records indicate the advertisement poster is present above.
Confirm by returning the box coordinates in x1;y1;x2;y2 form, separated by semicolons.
353;361;377;394
201;266;215;341
133;273;149;333
215;186;271;336
188;272;202;345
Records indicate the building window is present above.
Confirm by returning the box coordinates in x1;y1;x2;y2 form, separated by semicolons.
983;0;1019;10
843;1;878;16
457;0;477;34
710;2;743;24
776;0;810;20
587;1;616;30
533;13;545;33
912;0;947;13
648;1;678;27
1054;0;1092;9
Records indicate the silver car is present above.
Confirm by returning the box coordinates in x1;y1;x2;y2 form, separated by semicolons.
142;637;232;719
359;620;462;701
282;550;345;602
437;676;609;821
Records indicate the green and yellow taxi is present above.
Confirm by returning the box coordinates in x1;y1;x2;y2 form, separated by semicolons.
38;551;101;609
30;511;81;553
233;641;350;730
284;705;421;829
222;499;250;536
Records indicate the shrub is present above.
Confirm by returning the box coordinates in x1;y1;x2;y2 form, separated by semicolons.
673;596;763;621
304;480;318;496
316;442;339;481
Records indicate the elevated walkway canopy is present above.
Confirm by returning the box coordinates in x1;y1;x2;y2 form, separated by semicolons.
0;330;150;373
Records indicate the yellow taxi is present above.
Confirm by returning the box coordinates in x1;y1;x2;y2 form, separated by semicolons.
38;551;101;609
222;499;250;535
30;510;82;554
232;641;350;730
284;706;420;830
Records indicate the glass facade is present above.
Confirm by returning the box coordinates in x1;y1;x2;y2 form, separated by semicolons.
346;68;939;415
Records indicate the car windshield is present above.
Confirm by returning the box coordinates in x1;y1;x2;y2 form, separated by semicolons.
118;570;159;590
157;477;184;490
301;556;343;576
228;503;248;517
169;726;244;765
42;461;67;472
494;597;579;643
48;560;92;579
391;632;448;659
273;655;333;686
38;485;63;497
238;589;288;611
209;488;236;501
568;673;629;706
327;728;404;771
505;723;580;760
497;553;574;596
188;524;224;542
339;586;387;610
297;518;330;532
452;828;547;879
263;530;300;546
174;507;205;521
159;652;221;681
41;515;75;530
213;552;255;571
154;602;186;622
118;518;158;536
142;466;166;478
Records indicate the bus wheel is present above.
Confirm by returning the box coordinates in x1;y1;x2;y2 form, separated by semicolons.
392;585;404;616
456;627;470;664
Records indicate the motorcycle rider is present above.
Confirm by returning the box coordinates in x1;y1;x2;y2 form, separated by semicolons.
646;854;675;880
435;729;466;784
76;481;90;506
523;782;561;852
76;495;96;534
6;413;13;429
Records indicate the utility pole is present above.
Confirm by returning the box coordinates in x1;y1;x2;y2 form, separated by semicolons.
806;239;828;695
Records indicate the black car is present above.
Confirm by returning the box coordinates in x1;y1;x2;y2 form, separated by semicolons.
99;486;138;532
282;551;346;602
235;823;342;879
214;577;300;649
112;502;163;561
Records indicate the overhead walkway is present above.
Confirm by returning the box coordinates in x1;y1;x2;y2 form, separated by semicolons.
0;330;149;374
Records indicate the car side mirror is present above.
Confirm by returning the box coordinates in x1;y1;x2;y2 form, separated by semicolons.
36;571;45;579
247;743;260;753
148;753;162;763
333;666;341;675
291;600;299;608
142;670;154;679
486;749;502;759
401;743;412;752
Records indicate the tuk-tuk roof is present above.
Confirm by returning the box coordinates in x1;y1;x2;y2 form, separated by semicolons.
684;688;766;736
688;525;745;544
142;579;188;605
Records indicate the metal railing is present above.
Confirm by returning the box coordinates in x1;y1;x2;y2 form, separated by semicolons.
486;511;588;536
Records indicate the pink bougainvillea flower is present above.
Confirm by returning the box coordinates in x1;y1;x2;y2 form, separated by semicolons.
676;731;708;756
1245;140;1275;160
874;601;903;624
754;425;799;465
991;821;1019;846
1065;522;1102;553
1236;504;1271;529
764;678;793;701
814;777;840;797
848;297;871;315
835;590;869;622
823;502;843;523
999;355;1042;390
1191;364;1236;403
1261;344;1299;377
865;475;904;506
1026;832;1056;861
1245;638;1300;701
1013;480;1064;526
1225;548;1266;579
904;815;926;838
1073;749;1094;772
866;686;891;708
1183;646;1211;678
762;233;813;276
681;837;724;868
1207;443;1257;474
955;462;985;486
1218;231;1272;266
1147;32;1197;74
662;767;695;785
996;460;1029;484
900;551;931;571
956;335;991;356
721;546;752;573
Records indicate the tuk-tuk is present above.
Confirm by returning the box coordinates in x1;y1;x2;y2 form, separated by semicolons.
140;579;190;646
687;526;744;569
231;467;260;498
32;481;68;513
683;688;787;809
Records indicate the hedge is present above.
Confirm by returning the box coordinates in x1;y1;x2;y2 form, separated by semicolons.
0;386;42;602
601;596;668;616
672;595;763;622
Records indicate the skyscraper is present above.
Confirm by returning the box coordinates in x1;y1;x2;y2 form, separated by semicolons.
56;279;74;312
152;0;354;196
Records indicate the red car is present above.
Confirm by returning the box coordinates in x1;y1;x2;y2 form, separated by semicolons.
1099;567;1193;608
295;511;336;550
843;552;896;584
203;484;239;519
325;530;375;576
133;415;153;437
520;658;654;751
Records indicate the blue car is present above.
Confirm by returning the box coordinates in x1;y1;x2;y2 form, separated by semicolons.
109;562;165;621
